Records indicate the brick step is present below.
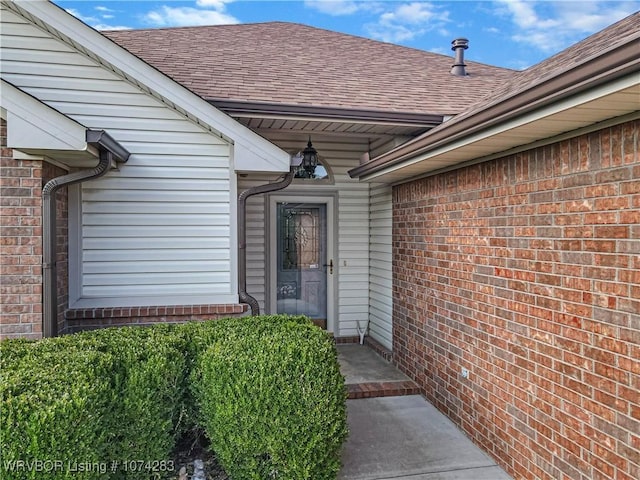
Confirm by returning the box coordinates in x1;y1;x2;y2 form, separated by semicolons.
347;380;420;400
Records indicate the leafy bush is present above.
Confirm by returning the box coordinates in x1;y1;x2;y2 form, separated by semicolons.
1;326;186;480
1;344;116;480
1;315;347;480
81;326;187;469
192;316;348;479
177;315;314;430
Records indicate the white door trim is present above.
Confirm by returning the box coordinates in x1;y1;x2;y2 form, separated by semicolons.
267;193;337;333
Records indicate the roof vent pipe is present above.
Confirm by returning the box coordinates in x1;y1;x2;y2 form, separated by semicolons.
450;38;469;76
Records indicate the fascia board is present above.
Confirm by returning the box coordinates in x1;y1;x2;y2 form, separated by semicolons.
14;0;290;173
1;79;89;152
359;73;640;182
234;142;291;173
351;37;640;180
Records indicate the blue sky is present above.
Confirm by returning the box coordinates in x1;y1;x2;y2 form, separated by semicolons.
56;1;639;70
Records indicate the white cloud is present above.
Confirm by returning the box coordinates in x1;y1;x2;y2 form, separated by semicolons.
93;23;131;31
65;8;99;24
94;6;115;13
498;0;556;29
196;0;235;8
143;6;239;27
304;0;449;43
65;6;129;30
428;46;447;55
304;1;363;16
366;23;416;43
494;0;638;52
379;2;440;25
365;2;450;43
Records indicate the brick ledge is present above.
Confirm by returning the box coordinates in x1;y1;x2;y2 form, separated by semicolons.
347;380;420;399
65;304;247;320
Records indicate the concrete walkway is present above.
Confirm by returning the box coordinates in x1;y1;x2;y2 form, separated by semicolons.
337;345;511;480
338;344;409;384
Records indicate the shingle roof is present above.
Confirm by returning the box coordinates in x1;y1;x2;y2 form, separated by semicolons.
103;22;514;116
349;11;640;180
445;11;640;127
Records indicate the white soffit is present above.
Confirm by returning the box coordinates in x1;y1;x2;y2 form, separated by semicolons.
1;79;98;164
11;0;290;174
363;73;640;184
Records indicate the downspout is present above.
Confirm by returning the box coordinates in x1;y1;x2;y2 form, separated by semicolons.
238;163;299;315
42;130;129;337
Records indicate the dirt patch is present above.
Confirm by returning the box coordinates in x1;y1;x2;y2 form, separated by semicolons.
158;430;228;480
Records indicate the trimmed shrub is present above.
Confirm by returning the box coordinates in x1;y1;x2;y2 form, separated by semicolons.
1;345;116;480
1;315;348;480
192;316;348;479
176;315;314;430
81;326;187;469
1;326;186;480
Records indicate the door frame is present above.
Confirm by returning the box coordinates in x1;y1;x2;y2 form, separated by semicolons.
266;192;337;333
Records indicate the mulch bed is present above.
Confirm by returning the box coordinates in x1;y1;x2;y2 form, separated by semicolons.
158;430;228;480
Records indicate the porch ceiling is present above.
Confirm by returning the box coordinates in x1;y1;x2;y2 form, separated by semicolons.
210;99;443;145
235;116;430;139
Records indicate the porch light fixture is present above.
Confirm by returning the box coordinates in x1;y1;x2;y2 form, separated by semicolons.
300;137;319;177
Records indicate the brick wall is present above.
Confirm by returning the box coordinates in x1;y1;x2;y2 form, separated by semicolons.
392;120;639;480
0;119;69;339
0;118;43;339
65;304;247;333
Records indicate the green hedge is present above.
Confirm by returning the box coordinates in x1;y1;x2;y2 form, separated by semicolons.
1;326;185;480
1;316;347;480
178;315;316;430
192;317;348;479
1;347;116;480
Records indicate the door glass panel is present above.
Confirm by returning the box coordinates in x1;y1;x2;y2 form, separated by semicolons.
276;202;327;321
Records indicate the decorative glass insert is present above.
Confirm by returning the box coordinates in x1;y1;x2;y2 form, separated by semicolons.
275;202;328;321
280;206;320;270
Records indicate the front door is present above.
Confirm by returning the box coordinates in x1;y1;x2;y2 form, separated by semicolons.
269;196;334;331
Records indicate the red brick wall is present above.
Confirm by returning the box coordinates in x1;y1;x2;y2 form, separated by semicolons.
65;304;247;333
0;119;69;339
0;118;43;339
392;120;639;480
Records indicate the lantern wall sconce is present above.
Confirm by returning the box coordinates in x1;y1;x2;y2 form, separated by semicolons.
298;137;319;178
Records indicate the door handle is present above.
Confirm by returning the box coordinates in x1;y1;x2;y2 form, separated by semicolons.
324;259;334;274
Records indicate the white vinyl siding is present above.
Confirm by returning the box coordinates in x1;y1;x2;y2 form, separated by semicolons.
1;7;236;307
239;135;370;337
78;146;232;303
369;184;393;350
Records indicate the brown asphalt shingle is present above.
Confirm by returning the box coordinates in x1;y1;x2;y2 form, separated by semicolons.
448;11;640;125
103;22;515;116
348;11;640;178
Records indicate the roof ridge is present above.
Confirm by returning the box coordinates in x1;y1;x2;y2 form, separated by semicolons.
349;10;640;180
104;20;515;115
521;11;640;74
105;21;514;71
475;10;640;110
